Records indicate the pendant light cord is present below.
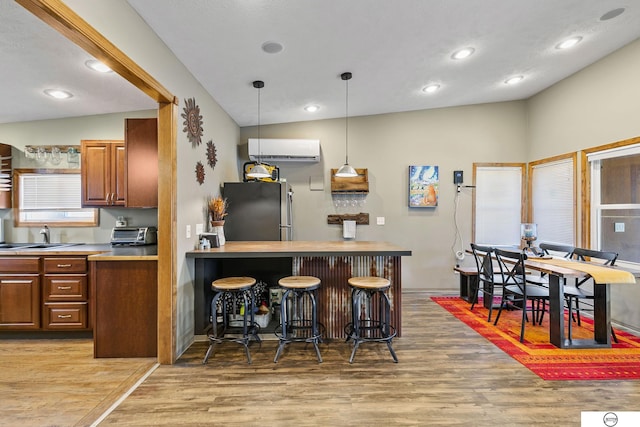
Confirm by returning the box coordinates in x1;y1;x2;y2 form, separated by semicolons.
252;80;265;165
341;72;352;165
345;76;349;164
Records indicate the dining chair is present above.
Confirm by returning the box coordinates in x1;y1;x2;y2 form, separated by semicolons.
564;247;619;343
539;242;575;258
525;242;576;287
493;248;550;343
469;243;505;322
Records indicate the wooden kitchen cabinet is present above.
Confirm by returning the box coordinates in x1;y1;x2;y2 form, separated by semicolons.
125;118;158;208
91;259;157;357
81;140;125;207
0;257;40;330
42;257;89;330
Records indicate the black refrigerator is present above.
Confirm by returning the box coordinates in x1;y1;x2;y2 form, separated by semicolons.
222;181;293;241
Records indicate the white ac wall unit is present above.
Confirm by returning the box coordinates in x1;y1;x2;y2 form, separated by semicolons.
248;138;320;162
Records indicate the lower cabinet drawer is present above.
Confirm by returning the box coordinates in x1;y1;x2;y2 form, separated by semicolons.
43;303;88;329
44;275;87;302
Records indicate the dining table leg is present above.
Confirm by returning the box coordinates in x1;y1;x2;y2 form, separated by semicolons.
548;274;565;348
593;283;612;346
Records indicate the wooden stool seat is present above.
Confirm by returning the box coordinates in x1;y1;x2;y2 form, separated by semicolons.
212;276;256;291
278;275;321;289
348;276;390;290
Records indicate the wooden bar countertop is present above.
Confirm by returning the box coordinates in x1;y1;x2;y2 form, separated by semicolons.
185;240;412;258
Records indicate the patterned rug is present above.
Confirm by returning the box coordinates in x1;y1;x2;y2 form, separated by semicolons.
432;296;640;380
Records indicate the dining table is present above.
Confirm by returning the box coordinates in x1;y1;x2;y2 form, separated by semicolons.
524;256;637;349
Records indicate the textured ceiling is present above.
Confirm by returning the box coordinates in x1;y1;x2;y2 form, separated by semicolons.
2;0;640;127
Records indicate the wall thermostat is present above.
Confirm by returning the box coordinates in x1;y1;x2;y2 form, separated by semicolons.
453;170;463;184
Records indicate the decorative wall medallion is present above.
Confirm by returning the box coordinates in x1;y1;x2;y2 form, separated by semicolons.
195;161;205;184
182;97;203;146
206;140;217;169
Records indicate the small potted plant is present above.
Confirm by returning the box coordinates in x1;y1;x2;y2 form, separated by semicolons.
208;195;228;245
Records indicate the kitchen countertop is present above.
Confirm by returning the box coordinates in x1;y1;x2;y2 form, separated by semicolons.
186;240;411;258
0;243;157;261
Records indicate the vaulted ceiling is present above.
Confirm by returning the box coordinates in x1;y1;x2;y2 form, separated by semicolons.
2;0;640;127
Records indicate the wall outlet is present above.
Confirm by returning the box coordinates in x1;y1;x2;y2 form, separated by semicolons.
195;223;203;235
377;217;385;225
186;224;191;239
614;222;625;232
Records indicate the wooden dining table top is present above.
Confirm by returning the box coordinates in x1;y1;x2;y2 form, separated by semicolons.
525;256;638;284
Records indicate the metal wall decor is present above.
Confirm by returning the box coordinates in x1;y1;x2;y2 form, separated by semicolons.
182;97;204;146
206;140;217;169
195;161;205;184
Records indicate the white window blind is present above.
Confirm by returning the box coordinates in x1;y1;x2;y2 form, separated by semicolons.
19;173;81;209
474;165;523;246
531;158;574;245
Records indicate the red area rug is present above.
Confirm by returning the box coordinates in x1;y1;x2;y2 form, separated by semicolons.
432;296;640;380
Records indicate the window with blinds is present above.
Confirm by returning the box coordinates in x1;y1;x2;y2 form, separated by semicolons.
530;155;575;246
473;164;524;246
15;170;98;226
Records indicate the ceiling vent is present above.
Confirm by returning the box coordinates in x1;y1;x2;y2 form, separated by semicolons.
248;138;320;162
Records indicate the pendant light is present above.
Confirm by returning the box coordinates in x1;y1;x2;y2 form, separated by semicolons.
246;80;272;179
335;72;358;178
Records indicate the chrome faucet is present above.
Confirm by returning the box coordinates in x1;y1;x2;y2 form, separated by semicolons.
39;225;50;244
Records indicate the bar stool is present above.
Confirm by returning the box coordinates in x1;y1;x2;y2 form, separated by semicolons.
274;275;323;363
344;276;398;363
203;276;261;365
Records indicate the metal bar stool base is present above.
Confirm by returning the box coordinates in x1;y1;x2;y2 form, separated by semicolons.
203;277;261;365
345;277;398;364
274;276;323;363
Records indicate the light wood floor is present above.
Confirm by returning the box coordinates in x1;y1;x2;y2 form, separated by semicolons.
3;293;640;426
0;338;156;427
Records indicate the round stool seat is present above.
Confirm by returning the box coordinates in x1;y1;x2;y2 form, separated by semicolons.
279;275;321;290
348;276;390;290
212;276;256;291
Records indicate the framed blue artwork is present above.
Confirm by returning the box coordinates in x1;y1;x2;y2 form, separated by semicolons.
409;165;438;207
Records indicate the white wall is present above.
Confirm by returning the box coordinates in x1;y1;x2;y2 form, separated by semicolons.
65;0;241;355
527;38;640;331
241;101;529;291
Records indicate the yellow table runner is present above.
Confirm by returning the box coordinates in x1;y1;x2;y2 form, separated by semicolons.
533;258;636;284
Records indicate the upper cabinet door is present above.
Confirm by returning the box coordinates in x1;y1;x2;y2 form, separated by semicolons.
125;118;158;208
81;140;125;207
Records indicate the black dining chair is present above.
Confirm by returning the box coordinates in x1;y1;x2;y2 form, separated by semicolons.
493;248;550;343
470;243;505;322
525;242;575;287
564;247;619;343
539;242;575;259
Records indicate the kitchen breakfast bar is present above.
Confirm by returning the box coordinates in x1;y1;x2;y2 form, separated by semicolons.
187;241;412;338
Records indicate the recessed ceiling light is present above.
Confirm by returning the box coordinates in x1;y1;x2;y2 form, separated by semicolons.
451;47;475;60
422;84;440;94
504;76;524;85
600;8;625;21
262;41;284;54
44;89;73;99
556;36;582;50
85;59;112;73
304;105;320;113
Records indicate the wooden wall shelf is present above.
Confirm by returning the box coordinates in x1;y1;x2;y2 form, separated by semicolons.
327;213;369;225
330;168;369;194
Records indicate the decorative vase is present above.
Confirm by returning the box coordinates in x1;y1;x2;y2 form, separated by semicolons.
210;220;225;246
